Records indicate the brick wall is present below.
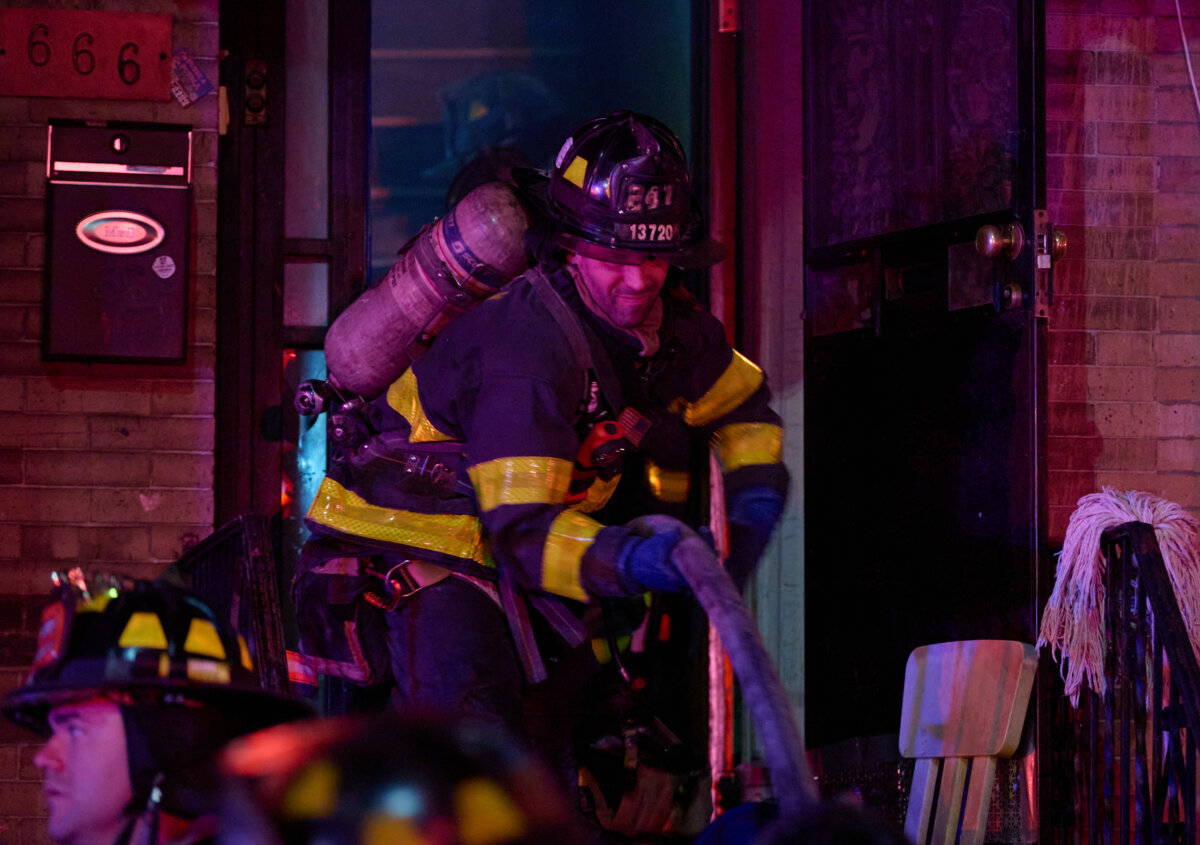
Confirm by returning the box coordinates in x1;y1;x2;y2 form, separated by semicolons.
1046;0;1200;542
0;2;219;842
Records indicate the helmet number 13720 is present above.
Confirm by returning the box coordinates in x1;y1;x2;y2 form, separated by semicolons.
629;223;677;242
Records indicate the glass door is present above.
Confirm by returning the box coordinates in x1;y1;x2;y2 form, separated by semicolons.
368;1;697;284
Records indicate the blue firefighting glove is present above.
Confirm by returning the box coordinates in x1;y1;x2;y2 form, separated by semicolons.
725;486;785;591
616;515;692;593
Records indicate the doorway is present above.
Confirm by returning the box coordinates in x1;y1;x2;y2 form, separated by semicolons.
801;0;1049;832
215;0;709;713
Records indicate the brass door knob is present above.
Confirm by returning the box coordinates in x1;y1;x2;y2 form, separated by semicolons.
976;223;1024;260
1052;228;1068;262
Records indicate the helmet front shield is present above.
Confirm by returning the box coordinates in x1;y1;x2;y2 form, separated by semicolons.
517;111;725;269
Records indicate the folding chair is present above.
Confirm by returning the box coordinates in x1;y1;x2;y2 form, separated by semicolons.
900;639;1037;845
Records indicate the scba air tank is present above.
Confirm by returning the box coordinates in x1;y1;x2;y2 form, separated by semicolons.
324;181;532;398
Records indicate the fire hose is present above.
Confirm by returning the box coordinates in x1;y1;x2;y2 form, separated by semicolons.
630;515;818;820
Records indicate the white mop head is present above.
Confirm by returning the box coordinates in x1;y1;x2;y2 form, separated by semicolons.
1037;487;1200;706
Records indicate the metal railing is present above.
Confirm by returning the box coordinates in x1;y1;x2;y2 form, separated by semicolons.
1061;521;1200;845
170;513;291;695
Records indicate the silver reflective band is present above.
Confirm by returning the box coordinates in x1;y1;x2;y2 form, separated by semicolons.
52;160;186;177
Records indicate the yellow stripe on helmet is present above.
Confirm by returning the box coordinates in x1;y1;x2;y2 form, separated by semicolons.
386;369;455;443
238;636;254;671
184;618;227;660
363;817;424;845
672;350;764;427
307;478;488;565
468;457;572;512
119;611;169;650
455;777;529;845
282;760;340;819
541;510;602;602
562;155;589;188
79;593;114;614
712;422;784;471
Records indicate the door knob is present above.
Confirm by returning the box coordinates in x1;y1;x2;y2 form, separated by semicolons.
976;223;1024;260
1053;228;1068;262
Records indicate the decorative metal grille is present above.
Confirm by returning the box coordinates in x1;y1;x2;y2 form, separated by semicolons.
1046;521;1200;844
171;513;291;694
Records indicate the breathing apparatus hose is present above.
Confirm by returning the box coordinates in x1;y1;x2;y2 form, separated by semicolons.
634;515;818;819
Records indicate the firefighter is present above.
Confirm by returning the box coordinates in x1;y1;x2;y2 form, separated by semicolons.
217;711;586;845
2;571;312;845
299;109;788;796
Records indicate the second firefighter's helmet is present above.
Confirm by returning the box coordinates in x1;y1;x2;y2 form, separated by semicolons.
219;712;585;845
1;570;312;733
521;110;725;269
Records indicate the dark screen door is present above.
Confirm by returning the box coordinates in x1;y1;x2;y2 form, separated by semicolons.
802;0;1050;774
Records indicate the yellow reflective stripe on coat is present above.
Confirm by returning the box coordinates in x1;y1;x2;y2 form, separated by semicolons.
712;422;784;471
645;461;690;503
572;473;621;514
468;457;572;512
542;510;602;602
675;350;764;427
307;477;488;564
386;369;455;443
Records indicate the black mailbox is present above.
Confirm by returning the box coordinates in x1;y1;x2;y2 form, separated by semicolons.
44;120;192;361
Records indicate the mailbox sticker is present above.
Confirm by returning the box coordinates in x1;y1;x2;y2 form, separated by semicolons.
152;255;176;279
75;210;165;254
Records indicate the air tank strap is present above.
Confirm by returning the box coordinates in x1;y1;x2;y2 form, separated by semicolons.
525;266;624;414
410;226;480;305
498;567;586;684
439;203;514;293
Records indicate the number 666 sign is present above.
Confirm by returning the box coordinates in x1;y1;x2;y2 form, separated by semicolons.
0;9;171;101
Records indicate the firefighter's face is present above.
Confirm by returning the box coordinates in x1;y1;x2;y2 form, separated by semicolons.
35;697;134;845
567;252;670;329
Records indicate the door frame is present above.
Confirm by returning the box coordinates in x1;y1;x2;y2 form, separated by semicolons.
738;0;809;765
215;0;368;526
795;0;1050;823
